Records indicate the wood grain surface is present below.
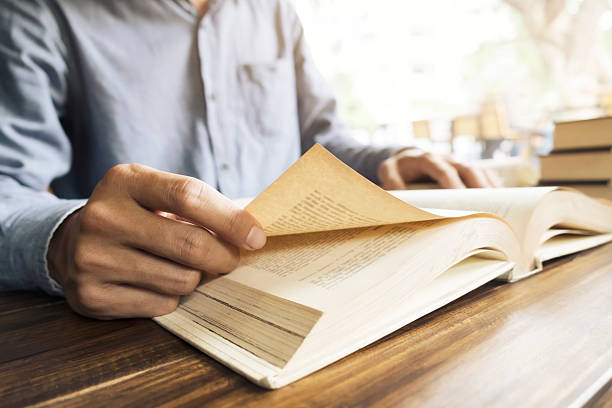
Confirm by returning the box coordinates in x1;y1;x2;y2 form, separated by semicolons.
1;243;611;407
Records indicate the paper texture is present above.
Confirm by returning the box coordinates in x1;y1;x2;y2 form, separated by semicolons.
246;144;442;236
390;187;556;240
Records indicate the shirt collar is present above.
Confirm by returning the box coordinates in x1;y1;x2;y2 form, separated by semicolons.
171;0;224;17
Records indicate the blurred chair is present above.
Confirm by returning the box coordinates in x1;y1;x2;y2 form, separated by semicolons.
412;120;431;140
450;114;480;155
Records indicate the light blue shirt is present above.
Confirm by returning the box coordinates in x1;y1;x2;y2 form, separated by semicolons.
0;0;401;295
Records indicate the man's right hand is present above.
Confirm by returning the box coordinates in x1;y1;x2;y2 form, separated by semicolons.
47;164;266;320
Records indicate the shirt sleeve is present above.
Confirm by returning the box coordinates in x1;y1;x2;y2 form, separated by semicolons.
0;0;85;296
288;4;405;183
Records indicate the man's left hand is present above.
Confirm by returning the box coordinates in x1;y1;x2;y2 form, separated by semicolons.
378;148;502;190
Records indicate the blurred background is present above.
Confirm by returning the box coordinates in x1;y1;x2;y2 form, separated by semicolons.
292;0;612;164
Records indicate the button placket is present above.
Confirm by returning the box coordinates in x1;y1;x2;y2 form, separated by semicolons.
197;19;237;197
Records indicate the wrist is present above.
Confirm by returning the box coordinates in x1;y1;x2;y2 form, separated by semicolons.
47;210;80;287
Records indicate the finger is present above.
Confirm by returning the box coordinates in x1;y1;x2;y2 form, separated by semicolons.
68;282;180;319
419;155;466;189
126;206;241;274
483;168;503;187
378;158;407;190
82;242;206;296
79;198;241;274
452;163;491;188
106;164;266;250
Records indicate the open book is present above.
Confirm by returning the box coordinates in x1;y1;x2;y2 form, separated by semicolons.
155;145;612;389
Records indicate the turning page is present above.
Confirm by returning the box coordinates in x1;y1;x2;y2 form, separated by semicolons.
246;144;443;236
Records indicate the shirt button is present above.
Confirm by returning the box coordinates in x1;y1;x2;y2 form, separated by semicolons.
209;93;216;101
220;163;230;171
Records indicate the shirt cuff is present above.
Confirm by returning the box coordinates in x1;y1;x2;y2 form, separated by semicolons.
6;199;86;296
43;201;87;295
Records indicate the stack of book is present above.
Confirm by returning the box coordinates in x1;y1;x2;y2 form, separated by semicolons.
540;117;612;200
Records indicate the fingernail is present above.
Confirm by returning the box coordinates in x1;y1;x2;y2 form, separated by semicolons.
245;225;266;250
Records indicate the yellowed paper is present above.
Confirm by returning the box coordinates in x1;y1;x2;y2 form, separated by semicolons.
246;144;442;236
228;222;438;311
390;187;556;240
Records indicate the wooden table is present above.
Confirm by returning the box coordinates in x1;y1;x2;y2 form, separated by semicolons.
2;243;612;407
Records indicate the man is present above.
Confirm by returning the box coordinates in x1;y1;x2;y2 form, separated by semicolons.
0;0;499;319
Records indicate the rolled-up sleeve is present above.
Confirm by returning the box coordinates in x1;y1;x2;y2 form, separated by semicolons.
0;0;84;295
289;5;403;183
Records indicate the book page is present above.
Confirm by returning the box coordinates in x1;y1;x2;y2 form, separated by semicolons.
390;187;557;241
246;144;442;236
392;186;612;279
536;233;612;262
280;256;514;388
227;221;443;311
233;147;514;310
161;219;464;369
